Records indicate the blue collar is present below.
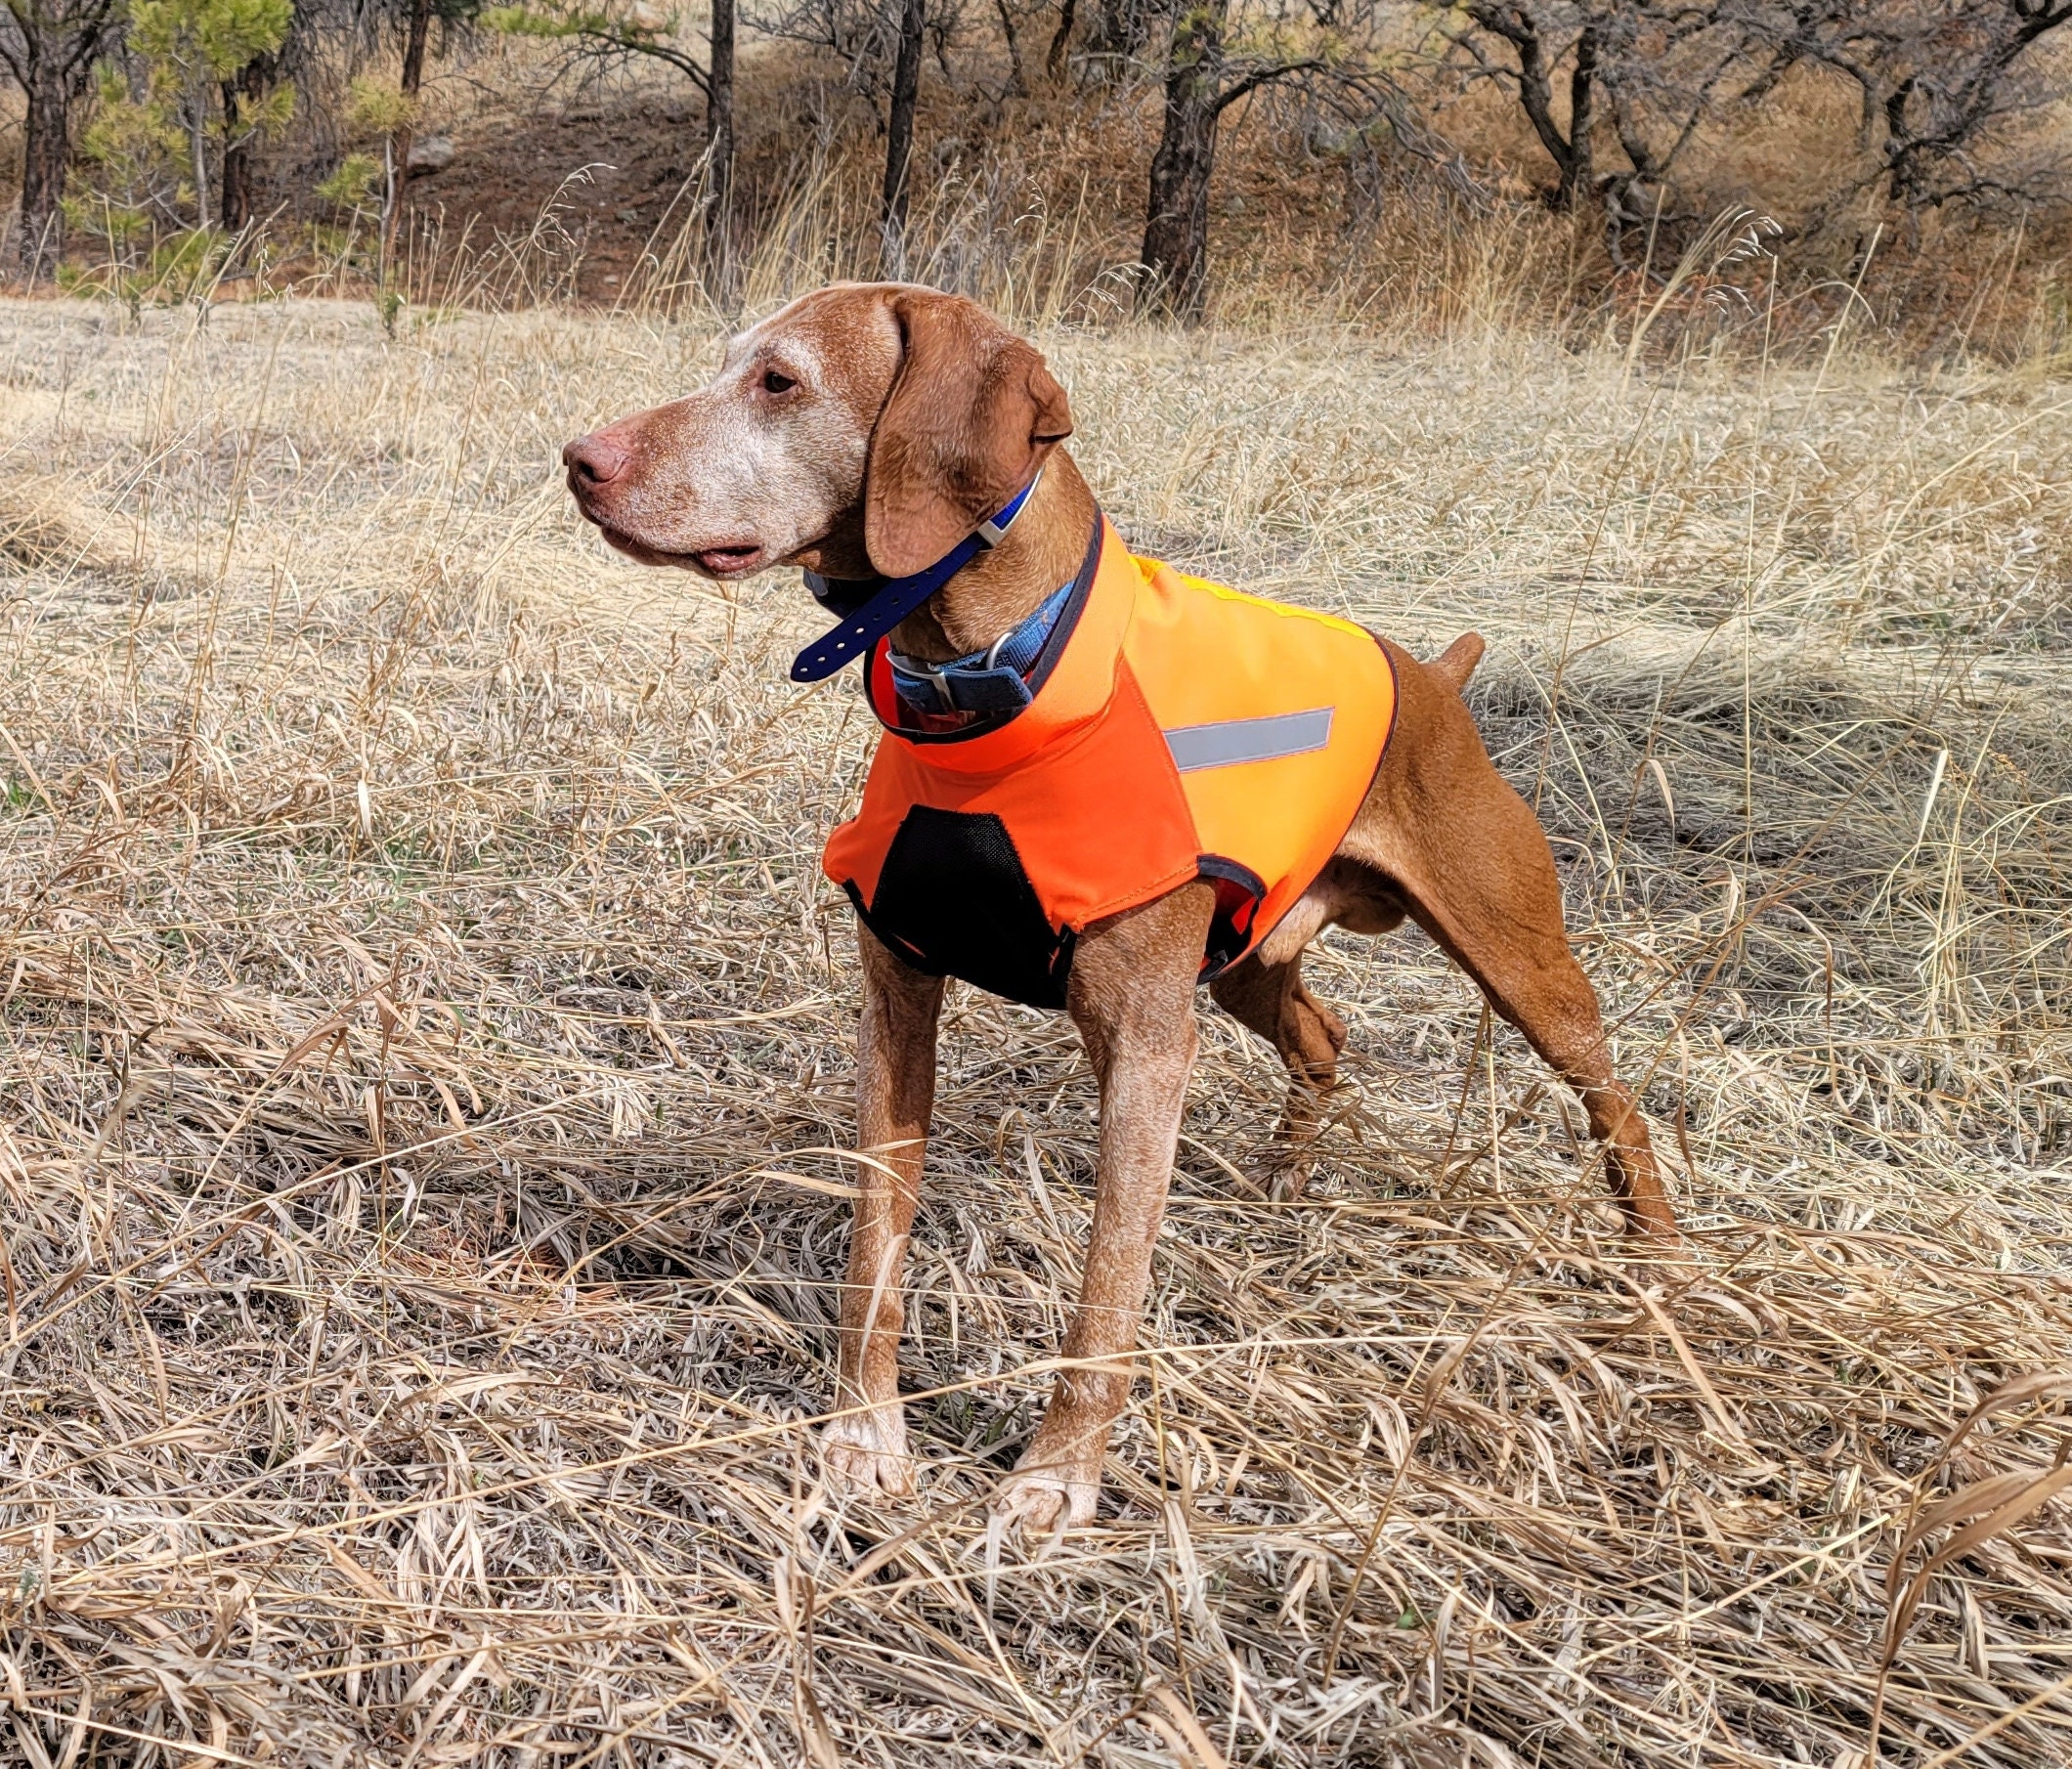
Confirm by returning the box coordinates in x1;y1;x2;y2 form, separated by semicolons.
791;471;1043;683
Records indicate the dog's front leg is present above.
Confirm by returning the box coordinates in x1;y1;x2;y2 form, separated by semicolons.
992;884;1214;1534
823;926;944;1501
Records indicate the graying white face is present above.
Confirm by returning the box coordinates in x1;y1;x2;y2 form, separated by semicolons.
561;285;906;582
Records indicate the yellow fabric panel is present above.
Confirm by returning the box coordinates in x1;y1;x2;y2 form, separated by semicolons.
1122;556;1398;945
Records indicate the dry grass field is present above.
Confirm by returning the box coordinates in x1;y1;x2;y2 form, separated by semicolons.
2;289;2071;1767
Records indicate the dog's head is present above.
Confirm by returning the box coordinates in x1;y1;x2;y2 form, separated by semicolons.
562;283;1073;583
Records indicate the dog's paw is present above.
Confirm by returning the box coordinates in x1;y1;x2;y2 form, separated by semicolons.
821;1405;916;1501
989;1450;1100;1540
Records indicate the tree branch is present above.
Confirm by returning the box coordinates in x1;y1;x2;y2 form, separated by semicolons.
487;5;712;97
1212;56;1324;113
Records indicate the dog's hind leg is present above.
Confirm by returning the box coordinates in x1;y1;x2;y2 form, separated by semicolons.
823;927;945;1501
1210;951;1348;1200
1344;643;1679;1239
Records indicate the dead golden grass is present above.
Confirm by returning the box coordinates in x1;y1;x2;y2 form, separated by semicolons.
1;289;2070;1766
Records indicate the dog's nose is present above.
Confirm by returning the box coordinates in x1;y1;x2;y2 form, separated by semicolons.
563;433;628;487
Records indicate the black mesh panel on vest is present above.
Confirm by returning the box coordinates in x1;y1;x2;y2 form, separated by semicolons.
856;807;1076;1010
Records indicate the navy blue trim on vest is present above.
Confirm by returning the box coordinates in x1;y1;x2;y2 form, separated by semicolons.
887;579;1074;717
864;517;1104;746
791;473;1044;683
1195;855;1268;981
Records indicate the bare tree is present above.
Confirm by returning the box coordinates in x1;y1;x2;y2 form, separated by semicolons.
1140;0;1321;319
746;0;935;270
1446;4;1748;214
1046;0;1073;73
881;0;925;272
1086;0;1154;63
1737;0;2072;209
0;0;123;277
708;0;736;301
1453;3;1600;206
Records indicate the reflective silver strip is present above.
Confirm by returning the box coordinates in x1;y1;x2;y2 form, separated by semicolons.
1164;708;1334;773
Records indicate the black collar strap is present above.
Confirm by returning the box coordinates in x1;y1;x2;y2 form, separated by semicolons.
791;471;1043;683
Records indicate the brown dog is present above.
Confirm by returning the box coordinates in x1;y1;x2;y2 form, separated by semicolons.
564;283;1677;1532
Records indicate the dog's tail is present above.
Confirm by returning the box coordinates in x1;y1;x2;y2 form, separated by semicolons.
1430;631;1486;695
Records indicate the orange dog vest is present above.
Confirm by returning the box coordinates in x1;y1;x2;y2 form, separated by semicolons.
823;519;1398;1008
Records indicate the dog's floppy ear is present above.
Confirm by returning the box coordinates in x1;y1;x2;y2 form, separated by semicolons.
864;290;1073;579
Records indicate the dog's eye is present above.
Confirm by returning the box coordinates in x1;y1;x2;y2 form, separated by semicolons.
761;369;797;395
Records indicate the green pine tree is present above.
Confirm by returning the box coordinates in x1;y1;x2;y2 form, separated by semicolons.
126;0;293;231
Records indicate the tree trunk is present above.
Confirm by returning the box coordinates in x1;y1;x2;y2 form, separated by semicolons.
995;0;1026;96
191;98;212;232
401;0;432;94
881;0;925;279
379;135;398;290
17;70;71;280
1046;0;1076;79
1140;0;1227;322
221;80;253;233
1087;0;1149;64
1562;23;1596;208
1507;24;1576;205
384;0;434;279
706;0;737;309
221;58;274;235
